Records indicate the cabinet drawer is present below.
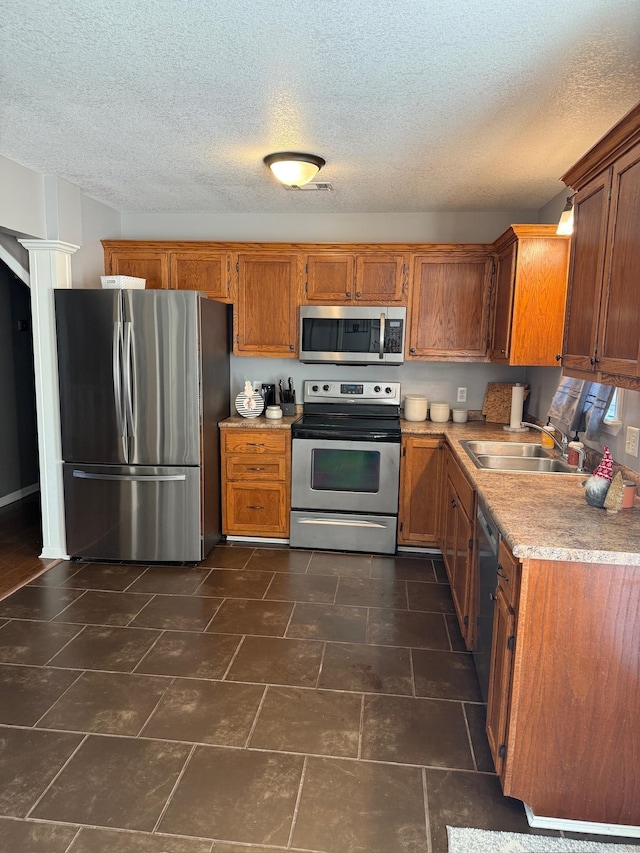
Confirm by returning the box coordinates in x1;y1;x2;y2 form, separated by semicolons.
222;430;289;456
447;452;475;516
223;482;288;537
225;456;287;481
497;539;520;609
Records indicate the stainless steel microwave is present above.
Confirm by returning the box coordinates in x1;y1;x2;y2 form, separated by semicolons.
299;305;406;365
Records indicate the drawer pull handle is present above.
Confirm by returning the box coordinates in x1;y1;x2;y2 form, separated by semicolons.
450;498;457;508
496;567;509;581
247;467;266;471
246;442;265;447
247;505;265;511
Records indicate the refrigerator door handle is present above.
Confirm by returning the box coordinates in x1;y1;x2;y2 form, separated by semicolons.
112;321;126;438
122;321;136;438
72;470;187;482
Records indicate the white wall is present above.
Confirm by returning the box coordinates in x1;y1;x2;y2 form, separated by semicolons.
71;194;121;288
121;210;535;244
0;156;46;238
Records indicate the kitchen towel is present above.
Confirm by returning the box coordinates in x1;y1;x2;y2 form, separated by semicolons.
509;383;526;429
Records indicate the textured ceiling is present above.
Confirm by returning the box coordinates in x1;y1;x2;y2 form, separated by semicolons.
1;0;639;214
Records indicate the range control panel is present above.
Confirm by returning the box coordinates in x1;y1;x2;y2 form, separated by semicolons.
302;380;401;405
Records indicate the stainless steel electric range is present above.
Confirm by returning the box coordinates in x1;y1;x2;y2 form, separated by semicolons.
290;380;401;555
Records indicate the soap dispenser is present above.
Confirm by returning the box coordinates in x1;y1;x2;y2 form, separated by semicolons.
540;417;555;448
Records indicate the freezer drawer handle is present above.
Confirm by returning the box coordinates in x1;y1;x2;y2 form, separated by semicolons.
72;470;187;482
296;517;388;529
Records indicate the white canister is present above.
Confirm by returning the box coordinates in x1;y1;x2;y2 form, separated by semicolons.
404;395;428;421
452;408;468;423
429;402;450;423
265;405;283;420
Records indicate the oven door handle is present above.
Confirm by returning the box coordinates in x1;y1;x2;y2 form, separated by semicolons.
296;517;389;529
379;312;385;359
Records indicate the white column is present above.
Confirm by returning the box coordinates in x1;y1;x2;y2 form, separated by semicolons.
18;239;79;560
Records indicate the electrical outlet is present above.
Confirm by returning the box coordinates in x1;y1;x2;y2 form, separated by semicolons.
457;387;467;403
625;426;640;457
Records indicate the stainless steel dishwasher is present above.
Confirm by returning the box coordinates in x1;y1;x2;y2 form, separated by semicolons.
473;497;502;702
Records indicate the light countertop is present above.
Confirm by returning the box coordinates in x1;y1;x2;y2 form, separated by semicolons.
219;414;640;566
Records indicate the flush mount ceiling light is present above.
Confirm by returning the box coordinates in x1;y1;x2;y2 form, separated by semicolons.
556;195;575;235
263;152;326;188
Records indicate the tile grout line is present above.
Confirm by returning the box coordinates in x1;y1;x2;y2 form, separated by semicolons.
25;732;90;819
62;823;83;853
219;633;247;681
286;754;309;850
409;647;417;698
43;623;88;666
135;675;177;738
422;765;434;853
151;742;198;833
314;641;327;690
201;596;227;632
357;692;365;760
243;684;269;748
31;668;87;729
282;600;298;638
461;701;479;772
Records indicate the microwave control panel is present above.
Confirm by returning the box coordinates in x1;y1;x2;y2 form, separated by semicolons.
384;320;404;353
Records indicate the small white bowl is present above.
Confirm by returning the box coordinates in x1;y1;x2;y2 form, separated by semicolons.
452;408;468;423
265;406;283;420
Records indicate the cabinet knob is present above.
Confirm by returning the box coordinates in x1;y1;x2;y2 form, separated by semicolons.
355;291;362;298
590;356;600;365
489;592;497;602
410;347;416;354
500;349;506;355
555;353;563;362
450;498;457;508
345;291;351;298
289;344;295;350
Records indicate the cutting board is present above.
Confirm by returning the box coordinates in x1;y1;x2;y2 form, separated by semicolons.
482;382;530;424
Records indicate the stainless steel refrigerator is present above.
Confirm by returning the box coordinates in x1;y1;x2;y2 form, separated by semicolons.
55;289;230;563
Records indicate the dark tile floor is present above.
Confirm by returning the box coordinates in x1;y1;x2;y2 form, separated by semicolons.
0;528;631;852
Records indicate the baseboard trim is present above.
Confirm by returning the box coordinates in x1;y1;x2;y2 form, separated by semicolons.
225;536;289;546
524;804;640;838
0;483;39;509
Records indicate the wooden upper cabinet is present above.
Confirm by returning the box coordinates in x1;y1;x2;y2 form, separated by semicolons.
103;242;231;300
408;249;493;359
304;250;407;304
170;251;232;302
305;254;355;302
561;103;640;388
103;244;169;290
234;253;301;357
489;226;570;366
561;172;611;374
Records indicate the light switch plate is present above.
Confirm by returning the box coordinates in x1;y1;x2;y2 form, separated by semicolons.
625;426;640;457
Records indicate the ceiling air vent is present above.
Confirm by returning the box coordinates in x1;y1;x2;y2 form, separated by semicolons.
284;182;333;191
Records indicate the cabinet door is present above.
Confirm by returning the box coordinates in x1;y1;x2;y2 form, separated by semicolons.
223;482;289;537
235;254;300;357
398;436;442;546
597;142;640;378
170;251;232;302
451;496;473;644
486;583;516;781
408;252;492;358
489;241;517;362
355;254;407;303
562;170;611;373
107;250;170;290
305;254;355;303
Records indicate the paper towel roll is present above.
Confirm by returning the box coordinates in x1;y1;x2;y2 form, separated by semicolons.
510;384;525;430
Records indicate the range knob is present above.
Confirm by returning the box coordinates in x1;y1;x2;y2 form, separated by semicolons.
374;385;381;393
323;384;330;392
311;385;319;392
385;386;393;394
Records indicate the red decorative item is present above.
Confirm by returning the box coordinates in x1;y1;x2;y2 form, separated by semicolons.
593;445;614;482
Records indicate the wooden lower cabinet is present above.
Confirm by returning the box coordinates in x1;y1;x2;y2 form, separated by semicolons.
440;446;476;649
488;550;640;828
486;538;519;781
397;436;443;546
221;428;291;538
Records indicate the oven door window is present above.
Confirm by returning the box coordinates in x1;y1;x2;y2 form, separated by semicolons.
311;448;380;493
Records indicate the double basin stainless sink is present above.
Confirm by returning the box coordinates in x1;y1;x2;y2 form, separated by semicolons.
460;440;583;474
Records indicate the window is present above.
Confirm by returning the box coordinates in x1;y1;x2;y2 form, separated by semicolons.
603;388;623;434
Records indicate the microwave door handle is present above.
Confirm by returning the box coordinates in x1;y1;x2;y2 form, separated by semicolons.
379;312;385;359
